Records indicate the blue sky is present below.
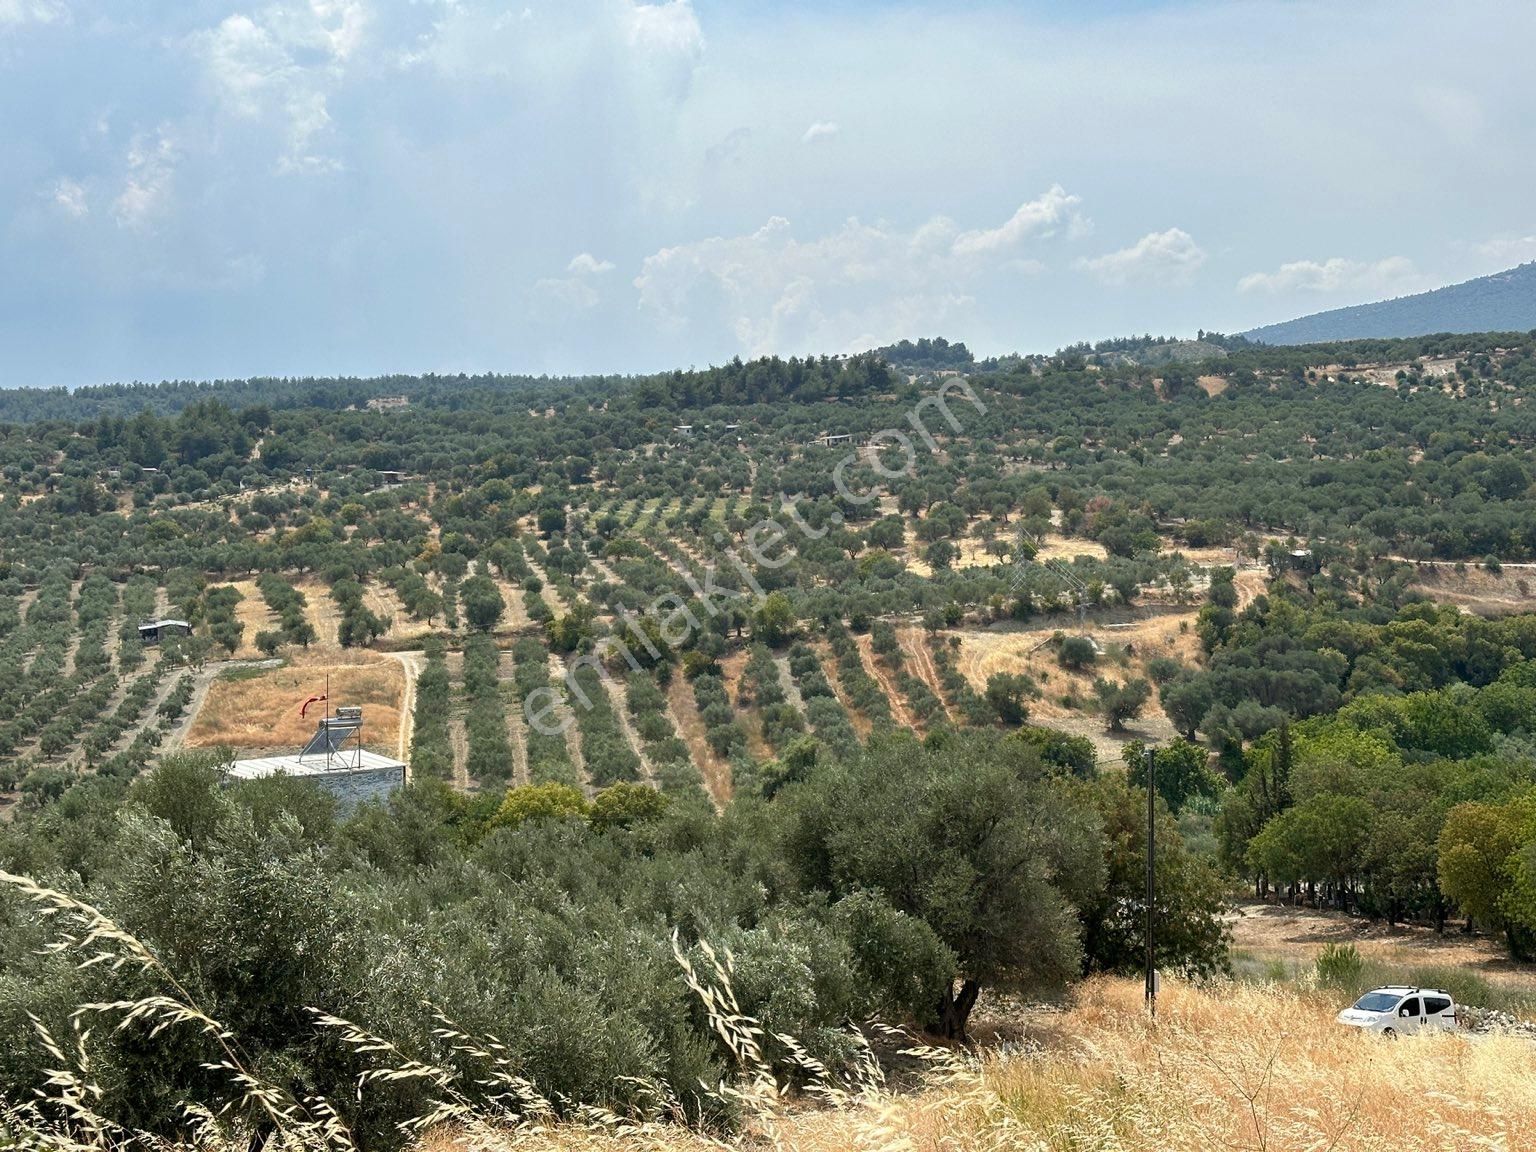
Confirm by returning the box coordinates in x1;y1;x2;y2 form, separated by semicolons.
2;0;1534;387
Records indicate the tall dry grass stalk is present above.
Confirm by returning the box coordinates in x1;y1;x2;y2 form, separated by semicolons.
448;977;1536;1152
0;869;354;1152
1;872;954;1152
978;976;1536;1152
9;864;1536;1152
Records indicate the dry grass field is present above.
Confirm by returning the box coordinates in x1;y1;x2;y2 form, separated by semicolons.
294;579;342;648
951;610;1196;760
1406;562;1536;616
1231;900;1536;997
184;649;405;755
412;976;1536;1152
209;580;279;659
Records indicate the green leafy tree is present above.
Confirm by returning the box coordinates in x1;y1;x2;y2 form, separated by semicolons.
588;782;670;831
491;782;591;829
985;672;1034;726
1094;677;1150;732
1077;777;1231;980
780;730;1105;1039
752;591;796;648
459;574;505;632
1125;739;1218;814
1058;635;1098;671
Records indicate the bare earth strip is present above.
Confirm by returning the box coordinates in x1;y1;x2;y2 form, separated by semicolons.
548;654;589;791
444;648;469;790
603;674;656;785
211;580;279;659
585;555;622;588
103;603;124;668
721;649;771;763
667;674;731;809
294;580;341;649
898;626;954;723
448;713;470;792
363;581;432;645
773;655;807;715
58;617;84;679
100;664;180;761
525;557;569;616
487;570;533;632
815;640;871;739
507;698;530;786
380;650;424;763
498;650;530;785
855;632;920;733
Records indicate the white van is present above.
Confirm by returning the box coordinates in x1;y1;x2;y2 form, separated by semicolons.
1336;986;1458;1036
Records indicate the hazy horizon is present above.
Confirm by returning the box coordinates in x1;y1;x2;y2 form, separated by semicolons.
4;0;1535;388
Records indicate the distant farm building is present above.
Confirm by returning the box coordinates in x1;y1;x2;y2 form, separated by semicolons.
673;424;694;436
138;618;191;645
225;706;405;813
816;433;854;447
366;396;410;411
1287;548;1320;573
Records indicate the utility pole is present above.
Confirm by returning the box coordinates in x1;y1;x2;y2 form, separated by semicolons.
1145;743;1157;1017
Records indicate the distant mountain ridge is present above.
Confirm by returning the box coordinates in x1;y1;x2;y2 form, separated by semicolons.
1244;262;1536;345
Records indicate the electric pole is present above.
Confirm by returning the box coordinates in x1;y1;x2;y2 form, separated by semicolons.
1145;743;1157;1018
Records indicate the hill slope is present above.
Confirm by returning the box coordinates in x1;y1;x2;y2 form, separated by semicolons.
1245;262;1536;345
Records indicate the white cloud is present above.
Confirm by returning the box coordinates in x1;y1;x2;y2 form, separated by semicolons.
801;120;839;144
624;0;703;60
951;185;1085;257
1475;234;1536;268
111;130;177;231
567;252;615;275
188;1;365;172
1237;255;1427;296
534;252;616;312
50;177;87;218
634;194;1075;356
1077;227;1206;287
0;0;66;27
422;0;701;89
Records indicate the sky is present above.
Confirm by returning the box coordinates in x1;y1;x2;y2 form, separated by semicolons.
2;0;1536;388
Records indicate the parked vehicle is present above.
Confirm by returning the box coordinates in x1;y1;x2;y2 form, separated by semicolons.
1336;987;1459;1036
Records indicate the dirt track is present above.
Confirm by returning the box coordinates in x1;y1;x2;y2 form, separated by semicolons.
294;580;341;648
814;640;870;739
1231;901;1536;993
667;674;731;809
898;626;953;723
855;632;920;733
380;649;424;764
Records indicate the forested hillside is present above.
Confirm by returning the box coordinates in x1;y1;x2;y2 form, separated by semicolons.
1246;262;1536;344
8;333;1536;1146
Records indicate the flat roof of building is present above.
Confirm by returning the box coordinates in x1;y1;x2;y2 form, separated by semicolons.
227;749;406;780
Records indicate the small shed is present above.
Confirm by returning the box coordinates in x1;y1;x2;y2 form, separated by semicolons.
138;619;191;645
